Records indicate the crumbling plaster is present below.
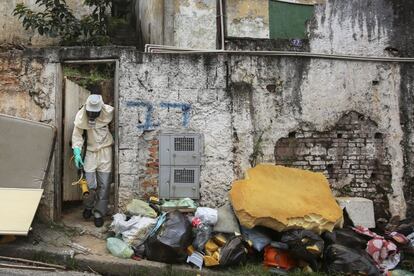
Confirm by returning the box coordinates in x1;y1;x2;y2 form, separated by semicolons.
0;50;58;220
226;0;269;39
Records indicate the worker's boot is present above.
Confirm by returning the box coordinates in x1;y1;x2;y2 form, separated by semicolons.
93;171;111;228
82;208;92;219
94;212;104;227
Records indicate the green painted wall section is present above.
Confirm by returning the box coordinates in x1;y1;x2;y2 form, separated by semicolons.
269;0;314;39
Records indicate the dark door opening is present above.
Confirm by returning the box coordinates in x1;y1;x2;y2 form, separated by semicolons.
59;61;119;230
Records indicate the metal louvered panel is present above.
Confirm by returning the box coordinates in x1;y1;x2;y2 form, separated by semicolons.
174;137;195;152
171;167;200;199
159;133;202;199
159;134;201;166
174;169;195;184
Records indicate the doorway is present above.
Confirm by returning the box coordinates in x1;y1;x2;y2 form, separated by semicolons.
58;60;119;230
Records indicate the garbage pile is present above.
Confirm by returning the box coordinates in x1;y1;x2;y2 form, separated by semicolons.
106;165;414;275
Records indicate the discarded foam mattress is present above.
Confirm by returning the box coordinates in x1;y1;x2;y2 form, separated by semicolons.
0;114;55;235
229;164;343;234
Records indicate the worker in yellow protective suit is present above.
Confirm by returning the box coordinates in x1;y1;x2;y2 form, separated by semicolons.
72;94;114;227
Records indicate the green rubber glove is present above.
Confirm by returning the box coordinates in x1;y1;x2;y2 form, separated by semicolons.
73;147;84;169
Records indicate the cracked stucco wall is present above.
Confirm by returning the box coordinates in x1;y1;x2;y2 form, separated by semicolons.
117;52;407;218
0;50;58;220
118;53;231;207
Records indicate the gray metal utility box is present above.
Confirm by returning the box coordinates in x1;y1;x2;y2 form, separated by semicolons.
159;132;202;199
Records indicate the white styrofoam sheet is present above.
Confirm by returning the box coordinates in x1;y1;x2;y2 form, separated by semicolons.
0;188;43;235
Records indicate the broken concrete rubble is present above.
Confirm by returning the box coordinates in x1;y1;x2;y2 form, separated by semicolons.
337;197;376;228
229;164;343;234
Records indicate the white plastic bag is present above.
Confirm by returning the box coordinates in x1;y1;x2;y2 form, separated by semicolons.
110;213;156;245
195;207;218;225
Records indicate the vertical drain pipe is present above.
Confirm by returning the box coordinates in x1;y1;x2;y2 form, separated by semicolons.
218;0;225;50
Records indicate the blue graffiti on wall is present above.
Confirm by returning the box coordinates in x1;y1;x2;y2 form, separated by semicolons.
126;100;159;130
160;102;191;128
126;100;191;130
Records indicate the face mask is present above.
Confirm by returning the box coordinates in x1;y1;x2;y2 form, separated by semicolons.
86;111;101;126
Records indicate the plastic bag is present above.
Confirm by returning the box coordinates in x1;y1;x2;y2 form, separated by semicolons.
281;229;324;271
162;198;197;208
241;226;271;252
390;270;414;276
110;213;156;246
106;237;134;259
219;236;247;266
126;199;157;218
145;211;193;263
195;207;218;225
193;223;213;251
214;204;241;234
323;244;380;276
322;227;368;250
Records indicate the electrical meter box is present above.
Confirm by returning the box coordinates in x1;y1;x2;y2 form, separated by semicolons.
159;133;202;199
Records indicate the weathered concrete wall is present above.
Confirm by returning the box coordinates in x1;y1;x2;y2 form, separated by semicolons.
136;0;164;46
118;54;230;207
171;0;216;49
0;50;58;220
0;0;91;46
136;0;216;49
226;0;269;39
115;52;406;219
309;0;393;56
228;53;403;215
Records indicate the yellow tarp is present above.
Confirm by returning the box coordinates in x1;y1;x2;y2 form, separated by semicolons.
230;164;343;234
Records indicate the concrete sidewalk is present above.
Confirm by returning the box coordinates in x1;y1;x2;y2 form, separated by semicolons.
0;220;216;276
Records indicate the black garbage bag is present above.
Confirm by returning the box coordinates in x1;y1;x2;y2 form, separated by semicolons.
144;211;193;263
323;244;380;276
281;229;324;271
322;227;368;250
219;236;247;266
193;223;213;252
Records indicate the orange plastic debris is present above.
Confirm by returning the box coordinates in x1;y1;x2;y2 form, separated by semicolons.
263;245;296;270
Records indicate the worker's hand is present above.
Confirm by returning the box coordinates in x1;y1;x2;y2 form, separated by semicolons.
73;147;84;169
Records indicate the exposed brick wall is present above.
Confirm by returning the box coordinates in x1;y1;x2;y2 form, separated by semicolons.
275;111;392;218
140;138;159;198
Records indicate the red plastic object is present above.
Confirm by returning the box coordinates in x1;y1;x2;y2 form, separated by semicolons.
263;245;296;270
192;217;202;227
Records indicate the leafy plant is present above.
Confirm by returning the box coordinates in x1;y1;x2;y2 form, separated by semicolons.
13;0;111;45
64;63;114;88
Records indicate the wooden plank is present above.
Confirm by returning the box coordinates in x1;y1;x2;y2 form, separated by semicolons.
62;78;90;201
0;188;43;235
0;256;66;270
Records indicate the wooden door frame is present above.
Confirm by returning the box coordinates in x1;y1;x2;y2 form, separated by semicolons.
54;59;120;220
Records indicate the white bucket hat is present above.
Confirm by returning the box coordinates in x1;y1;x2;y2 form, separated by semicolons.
85;95;103;112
